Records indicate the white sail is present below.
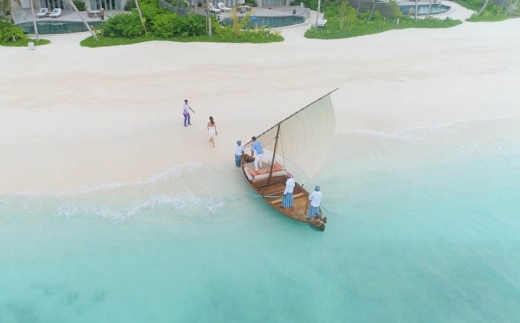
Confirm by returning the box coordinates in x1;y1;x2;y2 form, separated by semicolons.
247;91;336;181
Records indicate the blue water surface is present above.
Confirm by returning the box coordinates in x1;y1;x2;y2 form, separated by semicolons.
1;117;519;322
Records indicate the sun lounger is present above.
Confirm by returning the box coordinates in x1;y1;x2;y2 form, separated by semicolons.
208;3;222;13
35;8;48;18
49;8;62;18
217;2;232;12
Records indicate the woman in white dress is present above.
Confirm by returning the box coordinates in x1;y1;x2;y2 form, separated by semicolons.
207;116;217;148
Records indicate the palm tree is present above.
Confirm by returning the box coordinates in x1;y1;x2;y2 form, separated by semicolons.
426;0;433;18
1;0;21;22
28;0;39;41
66;0;98;40
134;0;147;34
367;0;378;21
478;0;491;14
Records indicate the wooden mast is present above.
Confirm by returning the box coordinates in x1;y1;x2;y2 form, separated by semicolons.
266;124;281;186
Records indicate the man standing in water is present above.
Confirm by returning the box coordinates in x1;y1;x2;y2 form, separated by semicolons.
282;173;295;209
308;185;322;220
250;136;264;171
183;99;195;127
235;140;245;167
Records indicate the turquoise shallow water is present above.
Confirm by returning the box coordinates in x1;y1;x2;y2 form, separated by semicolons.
1;117;520;322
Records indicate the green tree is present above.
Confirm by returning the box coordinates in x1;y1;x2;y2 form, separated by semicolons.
1;0;21;22
336;0;349;29
346;6;357;27
230;8;251;38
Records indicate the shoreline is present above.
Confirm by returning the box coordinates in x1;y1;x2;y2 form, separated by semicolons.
1;19;520;194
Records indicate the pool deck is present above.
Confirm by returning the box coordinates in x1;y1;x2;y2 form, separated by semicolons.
14;1;472;26
14;10;122;24
398;0;474;20
216;6;310;20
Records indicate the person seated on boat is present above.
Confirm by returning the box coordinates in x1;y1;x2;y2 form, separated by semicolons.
235;140;245;167
308;185;323;220
250;136;264;171
282;173;295;209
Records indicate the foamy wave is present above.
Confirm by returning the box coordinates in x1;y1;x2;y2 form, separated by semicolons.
336;115;520;139
67;162;209;195
0;161;235;221
55;194;192;223
323;115;520;176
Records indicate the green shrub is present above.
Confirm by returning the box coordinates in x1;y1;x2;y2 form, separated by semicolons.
465;3;507;21
140;3;165;31
174;13;206;37
152;13;178;37
467;11;507;21
450;0;484;12
305;15;462;39
124;0;136;11
80;29;283;47
0;19;27;44
372;10;384;22
101;12;144;37
386;1;402;19
151;12;206;37
73;0;86;11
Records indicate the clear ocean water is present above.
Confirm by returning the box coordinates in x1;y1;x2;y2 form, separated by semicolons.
1;116;519;322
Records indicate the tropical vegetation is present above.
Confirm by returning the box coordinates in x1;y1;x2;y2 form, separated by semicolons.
73;0;86;11
0;18;50;46
305;1;462;39
0;0;17;20
82;0;282;47
451;0;520;21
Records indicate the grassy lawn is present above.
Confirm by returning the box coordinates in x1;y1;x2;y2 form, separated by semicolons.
467;12;508;21
305;17;462;40
447;0;518;22
1;38;51;47
80;34;283;47
450;0;482;12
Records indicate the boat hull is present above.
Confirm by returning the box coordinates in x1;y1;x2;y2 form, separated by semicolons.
242;154;326;231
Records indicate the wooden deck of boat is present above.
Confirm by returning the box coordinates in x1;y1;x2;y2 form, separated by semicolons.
242;154;323;229
272;193;310;222
257;182;311;222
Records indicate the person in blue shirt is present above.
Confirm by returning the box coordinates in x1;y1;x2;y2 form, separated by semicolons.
251;136;264;171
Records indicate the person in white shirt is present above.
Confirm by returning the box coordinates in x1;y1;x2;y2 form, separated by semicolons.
308;185;322;220
183;99;195;127
282;173;295;208
235;140;245;167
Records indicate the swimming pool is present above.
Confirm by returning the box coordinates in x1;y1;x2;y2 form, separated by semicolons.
400;4;451;15
220;15;305;28
17;21;103;34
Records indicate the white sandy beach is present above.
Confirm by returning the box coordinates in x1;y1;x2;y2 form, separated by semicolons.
1;16;520;194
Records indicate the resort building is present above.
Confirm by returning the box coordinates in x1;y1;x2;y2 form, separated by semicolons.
12;0;292;14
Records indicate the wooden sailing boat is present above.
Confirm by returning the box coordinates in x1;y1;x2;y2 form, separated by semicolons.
241;89;337;231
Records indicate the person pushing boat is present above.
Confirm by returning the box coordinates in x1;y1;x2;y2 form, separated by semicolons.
282;173;295;209
308;186;322;220
250;136;264;171
235;140;245;167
